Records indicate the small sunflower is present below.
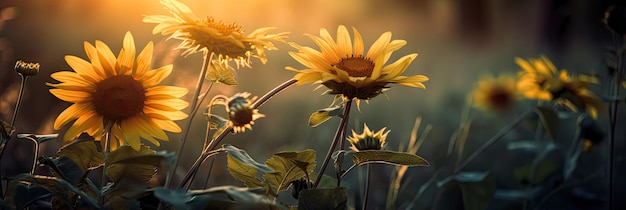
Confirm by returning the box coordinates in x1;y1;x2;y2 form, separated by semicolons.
48;32;189;151
472;74;519;113
516;56;602;118
347;123;389;151
15;60;40;76
515;56;559;101
143;0;287;68
286;25;428;101
226;92;264;133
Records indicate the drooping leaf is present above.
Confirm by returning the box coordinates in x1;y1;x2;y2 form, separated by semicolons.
38;156;83;185
438;172;495;210
534;106;560;141
224;144;272;188
16;174;100;209
111;150;176;169
105;145;156;183
308;105;343;127
13;183;53;210
0;119;15;145
153;188;206;210
263;150;316;194
348;150;430;167
298;188;347;210
17;133;58;144
206;61;238;85
57;135;104;173
191;186;286;209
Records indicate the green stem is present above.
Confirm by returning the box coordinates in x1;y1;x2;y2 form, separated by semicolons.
165;52;212;189
362;164;371;210
99;128;112;207
607;33;624;210
178;79;297;189
455;109;533;173
10;75;27;127
25;137;39;175
314;99;352;188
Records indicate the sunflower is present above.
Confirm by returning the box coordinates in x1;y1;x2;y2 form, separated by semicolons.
143;0;287;68
347;123;389;151
516;56;602;118
286;25;428;101
226;92;264;133
48;32;189;151
515;56;559;101
472;74;519;113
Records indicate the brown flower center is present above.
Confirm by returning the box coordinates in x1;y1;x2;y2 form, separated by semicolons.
229;107;254;127
487;88;514;110
186;17;252;58
334;56;375;77
93;75;146;121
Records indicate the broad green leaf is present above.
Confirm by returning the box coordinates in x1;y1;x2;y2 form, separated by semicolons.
0;119;15;145
154;188;206;210
13;183;53;210
263;150;316;194
224;145;272;188
57;136;104;173
349;150;430;167
438;172;495;210
16;174;100;209
533;106;560;141
308;105;343;127
191;186;286;209
298;188;347;210
38;156;83;185
206;61;238;85
105;145;156;183
17;133;58;144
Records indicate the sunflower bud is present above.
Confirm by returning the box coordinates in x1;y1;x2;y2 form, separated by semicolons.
226;92;265;133
347;123;389;151
15;60;40;76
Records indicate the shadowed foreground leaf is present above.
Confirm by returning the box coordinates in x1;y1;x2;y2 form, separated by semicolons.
12;183;53;210
15;174;100;209
57;135;104;173
38;156;83;185
298;188;347;210
155;186;285;210
438;172;495;210
106;145;156;183
263;150;316;195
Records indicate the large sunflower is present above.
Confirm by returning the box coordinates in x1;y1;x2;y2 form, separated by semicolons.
143;0;287;68
48;32;189;151
515;56;559;101
286;25;428;101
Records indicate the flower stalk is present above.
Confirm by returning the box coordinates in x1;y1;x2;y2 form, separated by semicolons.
314;99;352;188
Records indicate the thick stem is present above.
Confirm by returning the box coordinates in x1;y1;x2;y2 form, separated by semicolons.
455;109;532;173
336;99;352;187
99;129;112;207
362;164;371;210
314;99;352;188
165;52;212;189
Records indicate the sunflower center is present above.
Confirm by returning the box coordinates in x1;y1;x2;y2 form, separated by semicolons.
229;107;254;127
488;89;514;109
197;17;243;35
334;56;375;77
93;75;146;121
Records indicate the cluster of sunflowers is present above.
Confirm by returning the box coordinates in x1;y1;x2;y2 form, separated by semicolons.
0;0;624;209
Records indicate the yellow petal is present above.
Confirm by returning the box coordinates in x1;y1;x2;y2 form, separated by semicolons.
145;86;188;98
64;111;102;141
121;118;142;151
96;40;118;76
83;42;107;79
336;25;352;57
49;89;92;103
352;27;364;56
145;98;189;111
135;41;154;75
50;71;93;87
381;53;417;79
54;103;92;129
153;119;182;133
64;55;100;84
116;31;136;75
137;65;173;87
365;31;392;60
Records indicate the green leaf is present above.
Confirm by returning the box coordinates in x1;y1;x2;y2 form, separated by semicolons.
105;145;156;183
38;156;83;185
17;133;58;144
191;186;286;209
263;150;316;194
224;145;273;188
308;105;343;127
438;172;495;210
57;135;104;173
206;61;238;85
154;188;206;210
111;150;176;169
205;114;229;139
348;150;430;167
13;183;53;210
534;106;560;141
298;188;347;210
16;174;100;209
0;119;15;145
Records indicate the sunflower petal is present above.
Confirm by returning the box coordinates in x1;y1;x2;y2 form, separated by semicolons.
117;32;136;75
137;65;173;87
49;89;92;103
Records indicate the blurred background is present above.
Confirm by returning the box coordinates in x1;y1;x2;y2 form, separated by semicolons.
0;0;623;209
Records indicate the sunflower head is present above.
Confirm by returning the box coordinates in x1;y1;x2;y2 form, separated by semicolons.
143;0;287;68
48;32;189;151
515;56;560;101
226;92;265;133
287;25;428;101
347;123;389;151
472;74;519;113
15;60;40;76
549;71;603;119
